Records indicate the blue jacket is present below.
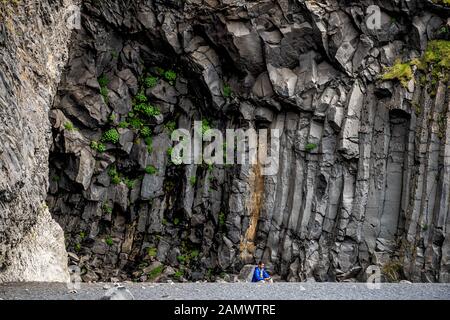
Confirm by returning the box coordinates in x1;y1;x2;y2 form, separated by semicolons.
252;267;270;282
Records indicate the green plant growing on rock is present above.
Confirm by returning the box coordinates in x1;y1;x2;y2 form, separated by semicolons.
148;265;164;280
222;83;232;98
381;59;413;87
105;237;114;246
423;40;450;70
177;255;187;265
134;102;160;117
305;143;317;152
124;178;135;189
102;203;113;214
431;0;450;7
140;126;152;137
189;249;199;260
218;211;226;229
90;140;106;153
165;121;177;133
145;76;158;88
145;165;157;175
173;268;184;281
79;231;86;240
201;119;211;135
74;243;81;252
108;166;121;185
189;176;197;186
102;128;120;144
382;261;403;282
135;91;148;103
111;50;119;59
108;113;117;122
98;74;109;103
118;121;129;128
147;247;157;258
145;136;153;153
129;117;143;130
173;217;180;225
412;102;422;116
98;74;109;87
164;69;177;84
64;121;76;131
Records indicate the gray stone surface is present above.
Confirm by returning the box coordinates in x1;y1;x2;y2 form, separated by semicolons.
0;0;72;282
0;282;449;300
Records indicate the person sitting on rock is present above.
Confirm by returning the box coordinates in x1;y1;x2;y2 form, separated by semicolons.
252;261;273;283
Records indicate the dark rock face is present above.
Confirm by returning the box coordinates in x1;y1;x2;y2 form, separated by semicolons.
45;0;450;283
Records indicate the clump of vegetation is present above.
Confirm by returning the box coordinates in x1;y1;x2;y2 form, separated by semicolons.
102;203;113;214
124;178;135;189
305;143;318;152
177;249;200;266
134;102;160;117
222;84;232;98
381;59;413;87
145;165;158;175
201;119;211;135
108;166;121;185
135;91;147;103
98;74;109;104
98;74;109;87
173;268;184;281
118;121;129;128
128;116;144;130
177;254;187;264
140;126;152;137
163;69;177;85
382;261;403;282
108;113;117;123
218;212;226;229
105;237;114;246
189;176;197;186
79;232;86;240
148;265;164;280
102;128;120;144
64;121;76;131
431;0;450;6
145;76;158;88
381;40;450;94
437;114;446;139
165;121;177;133
145;136;153;154
74;243;81;252
412;102;422;116
423;40;450;71
90;140;106;153
147;247;157;258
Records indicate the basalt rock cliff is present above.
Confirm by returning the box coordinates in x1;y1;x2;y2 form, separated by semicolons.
1;0;449;283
